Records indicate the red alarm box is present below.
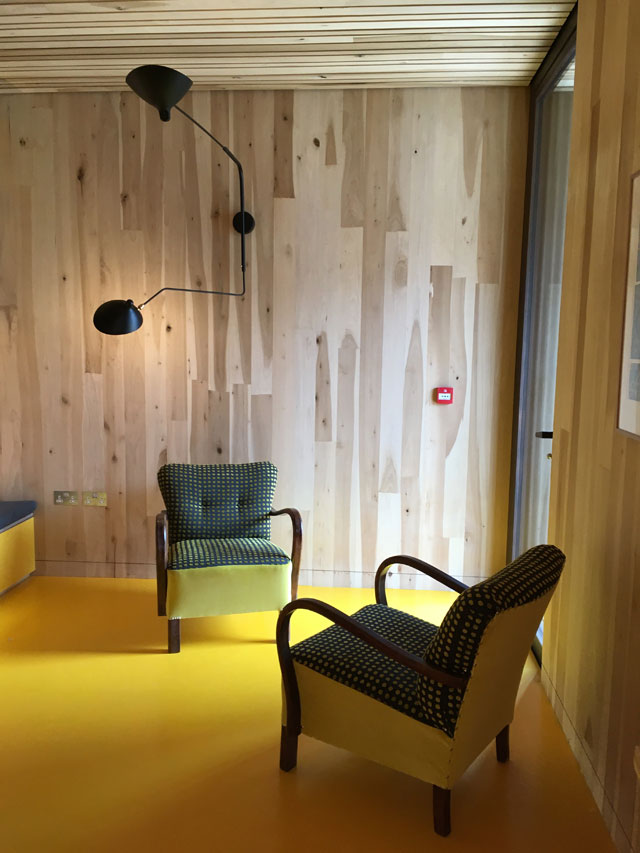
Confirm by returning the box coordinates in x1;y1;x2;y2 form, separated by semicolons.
435;387;453;404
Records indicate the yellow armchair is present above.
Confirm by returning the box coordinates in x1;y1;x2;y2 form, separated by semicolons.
276;545;565;836
157;462;302;653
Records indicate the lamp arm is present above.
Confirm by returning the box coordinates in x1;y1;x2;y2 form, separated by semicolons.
174;104;248;278
127;105;250;312
138;283;246;310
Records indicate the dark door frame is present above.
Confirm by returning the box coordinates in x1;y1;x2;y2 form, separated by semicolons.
507;6;578;568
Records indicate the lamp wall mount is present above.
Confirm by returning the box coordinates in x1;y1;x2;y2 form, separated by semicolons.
233;211;256;235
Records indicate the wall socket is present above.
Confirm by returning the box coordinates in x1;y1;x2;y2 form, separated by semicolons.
83;491;107;507
54;490;79;506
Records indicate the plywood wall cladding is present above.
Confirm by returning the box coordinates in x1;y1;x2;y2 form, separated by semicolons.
0;86;527;585
543;1;640;851
0;1;573;91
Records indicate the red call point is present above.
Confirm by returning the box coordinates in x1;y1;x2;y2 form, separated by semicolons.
435;387;454;404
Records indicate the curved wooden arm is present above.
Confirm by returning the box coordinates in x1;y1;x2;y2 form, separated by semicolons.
375;554;469;605
155;510;168;617
270;508;302;600
276;598;468;737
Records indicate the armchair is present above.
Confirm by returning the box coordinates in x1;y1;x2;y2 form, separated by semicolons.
276;544;565;836
157;461;302;653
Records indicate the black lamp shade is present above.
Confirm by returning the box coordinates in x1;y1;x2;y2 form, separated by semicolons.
125;65;192;122
93;299;143;335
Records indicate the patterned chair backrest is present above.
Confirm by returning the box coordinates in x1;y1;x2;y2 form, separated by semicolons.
158;462;278;545
419;544;566;736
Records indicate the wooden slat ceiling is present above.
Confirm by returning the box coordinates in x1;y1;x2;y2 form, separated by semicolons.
0;1;574;92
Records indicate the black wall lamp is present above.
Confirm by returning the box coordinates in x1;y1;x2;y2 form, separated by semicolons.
93;64;255;335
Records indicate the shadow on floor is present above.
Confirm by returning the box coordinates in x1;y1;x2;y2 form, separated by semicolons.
0;577;279;654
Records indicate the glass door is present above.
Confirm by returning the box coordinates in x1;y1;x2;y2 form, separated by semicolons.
510;12;576;661
519;63;574;555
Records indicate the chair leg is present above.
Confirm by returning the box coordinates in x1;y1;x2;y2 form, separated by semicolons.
433;786;451;837
279;725;298;772
168;618;181;654
496;725;510;763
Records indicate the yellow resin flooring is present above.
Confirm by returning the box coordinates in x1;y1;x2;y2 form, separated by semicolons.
1;577;613;853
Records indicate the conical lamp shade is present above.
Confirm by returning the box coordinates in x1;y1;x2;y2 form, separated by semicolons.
126;65;192;121
93;299;143;335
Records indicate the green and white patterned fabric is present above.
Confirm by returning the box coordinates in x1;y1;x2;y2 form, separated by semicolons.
291;544;565;737
419;544;565;735
158;462;278;546
169;537;290;570
291;604;438;724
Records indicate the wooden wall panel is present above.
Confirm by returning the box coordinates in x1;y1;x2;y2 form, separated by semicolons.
0;87;527;586
543;1;640;851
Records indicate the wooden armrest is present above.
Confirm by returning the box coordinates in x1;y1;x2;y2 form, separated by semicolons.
276;597;467;737
155;510;168;617
270;507;303;600
375;554;469;605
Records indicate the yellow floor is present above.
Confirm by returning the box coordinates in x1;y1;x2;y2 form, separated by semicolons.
1;578;613;853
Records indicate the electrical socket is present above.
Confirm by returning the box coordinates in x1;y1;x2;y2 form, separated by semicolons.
83;491;108;507
54;490;79;506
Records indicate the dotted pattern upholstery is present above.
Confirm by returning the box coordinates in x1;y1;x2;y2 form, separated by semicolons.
291;545;565;737
291;604;438;725
419;544;565;735
158;462;278;546
168;537;290;570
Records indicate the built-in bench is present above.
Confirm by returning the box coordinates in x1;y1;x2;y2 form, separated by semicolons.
0;501;37;596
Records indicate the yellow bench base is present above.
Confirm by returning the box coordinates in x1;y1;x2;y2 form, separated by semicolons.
0;517;36;596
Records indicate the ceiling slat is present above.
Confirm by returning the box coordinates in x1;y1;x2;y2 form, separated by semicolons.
0;0;573;91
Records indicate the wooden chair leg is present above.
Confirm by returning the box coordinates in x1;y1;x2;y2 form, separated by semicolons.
168;618;181;654
279;725;298;772
496;724;510;763
433;786;451;837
